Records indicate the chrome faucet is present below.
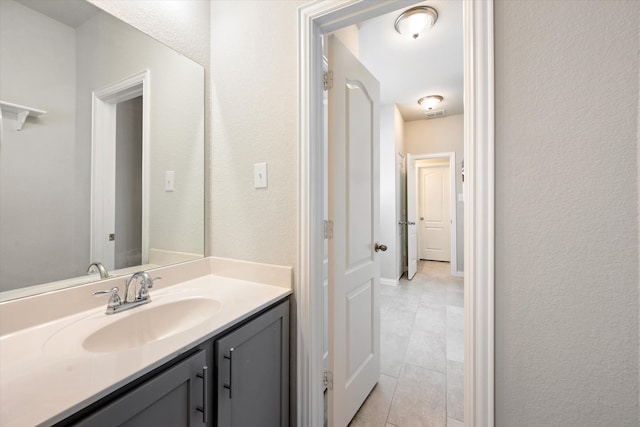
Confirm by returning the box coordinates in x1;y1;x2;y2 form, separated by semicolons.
94;271;161;315
87;262;109;279
125;271;156;303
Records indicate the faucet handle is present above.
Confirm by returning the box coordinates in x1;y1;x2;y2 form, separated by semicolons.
147;276;161;289
138;277;161;300
94;287;122;311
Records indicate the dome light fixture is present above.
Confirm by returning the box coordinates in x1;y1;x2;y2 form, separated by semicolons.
418;95;443;110
394;6;438;39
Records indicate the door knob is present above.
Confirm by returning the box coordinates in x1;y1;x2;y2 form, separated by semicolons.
375;243;388;252
420;217;424;220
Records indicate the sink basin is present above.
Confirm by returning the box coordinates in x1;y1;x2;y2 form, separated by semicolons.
83;297;221;353
44;296;221;355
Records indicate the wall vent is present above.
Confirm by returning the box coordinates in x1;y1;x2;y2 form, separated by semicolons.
424;109;446;119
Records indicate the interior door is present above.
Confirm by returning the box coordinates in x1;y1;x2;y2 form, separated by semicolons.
327;35;381;427
406;153;417;279
418;164;451;261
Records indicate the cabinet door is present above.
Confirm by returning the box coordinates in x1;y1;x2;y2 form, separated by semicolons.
216;301;289;427
77;350;208;427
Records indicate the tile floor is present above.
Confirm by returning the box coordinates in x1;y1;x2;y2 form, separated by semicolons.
349;261;464;427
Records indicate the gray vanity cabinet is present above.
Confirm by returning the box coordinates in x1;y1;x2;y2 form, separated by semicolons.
215;300;289;427
76;349;208;427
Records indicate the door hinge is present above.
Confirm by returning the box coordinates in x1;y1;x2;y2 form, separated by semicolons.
324;220;334;239
323;370;333;390
323;71;333;90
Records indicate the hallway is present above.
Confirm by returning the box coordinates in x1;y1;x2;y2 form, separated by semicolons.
349;261;464;427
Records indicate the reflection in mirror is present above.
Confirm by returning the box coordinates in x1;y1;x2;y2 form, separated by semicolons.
0;0;204;301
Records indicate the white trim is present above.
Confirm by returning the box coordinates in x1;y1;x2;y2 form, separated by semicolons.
380;278;399;287
91;70;150;269
454;270;465;278
463;1;495;426
410;152;457;276
297;1;494;426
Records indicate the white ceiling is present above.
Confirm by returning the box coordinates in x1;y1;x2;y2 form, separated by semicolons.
358;0;463;122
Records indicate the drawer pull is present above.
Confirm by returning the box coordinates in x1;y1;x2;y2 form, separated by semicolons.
223;348;234;398
196;365;208;423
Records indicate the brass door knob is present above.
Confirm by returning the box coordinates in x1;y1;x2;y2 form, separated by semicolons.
375;243;388;252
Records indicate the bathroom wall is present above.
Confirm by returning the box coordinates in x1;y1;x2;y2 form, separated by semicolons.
210;0;305;268
404;114;464;272
494;0;639;424
0;0;77;289
75;11;204;266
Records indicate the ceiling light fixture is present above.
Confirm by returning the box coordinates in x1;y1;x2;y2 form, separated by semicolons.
394;6;438;39
418;95;444;110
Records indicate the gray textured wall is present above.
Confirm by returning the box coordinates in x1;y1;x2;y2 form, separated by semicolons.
494;0;639;425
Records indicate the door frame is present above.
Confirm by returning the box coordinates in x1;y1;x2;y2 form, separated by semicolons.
411;152;459;276
90;70;150;269
297;1;495;426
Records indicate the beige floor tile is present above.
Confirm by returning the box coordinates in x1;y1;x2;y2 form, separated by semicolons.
349;374;397;427
446;360;464;421
404;329;447;373
414;305;447;335
446;306;464;363
381;330;410;378
419;286;447;306
387;364;447;427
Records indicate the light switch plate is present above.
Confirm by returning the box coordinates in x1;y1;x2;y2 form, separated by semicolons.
165;171;175;192
254;162;267;188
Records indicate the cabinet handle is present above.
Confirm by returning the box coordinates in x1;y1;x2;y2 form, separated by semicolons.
196;365;208;423
223;348;234;398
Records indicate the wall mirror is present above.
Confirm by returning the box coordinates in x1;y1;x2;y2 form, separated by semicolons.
0;0;205;301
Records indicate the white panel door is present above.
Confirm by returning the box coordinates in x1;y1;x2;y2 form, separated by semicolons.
327;35;381;427
418;165;451;261
406;154;417;280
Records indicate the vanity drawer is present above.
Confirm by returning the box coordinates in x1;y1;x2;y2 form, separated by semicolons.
73;349;208;427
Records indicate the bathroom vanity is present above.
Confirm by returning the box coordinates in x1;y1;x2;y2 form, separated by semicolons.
0;257;292;427
59;299;289;427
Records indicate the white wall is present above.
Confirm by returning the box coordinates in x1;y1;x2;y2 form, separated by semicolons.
0;0;77;290
404;114;464;272
494;1;639;425
210;0;305;268
333;25;359;58
380;104;400;283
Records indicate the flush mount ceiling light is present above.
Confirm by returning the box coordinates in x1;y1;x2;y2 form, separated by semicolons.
418;95;443;110
394;6;438;39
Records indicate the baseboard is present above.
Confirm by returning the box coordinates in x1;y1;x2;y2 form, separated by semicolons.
454;270;464;277
380;278;399;287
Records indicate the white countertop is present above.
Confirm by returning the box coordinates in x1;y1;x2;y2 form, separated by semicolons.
0;274;291;427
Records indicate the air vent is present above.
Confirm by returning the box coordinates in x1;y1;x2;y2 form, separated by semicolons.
424;109;446;119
